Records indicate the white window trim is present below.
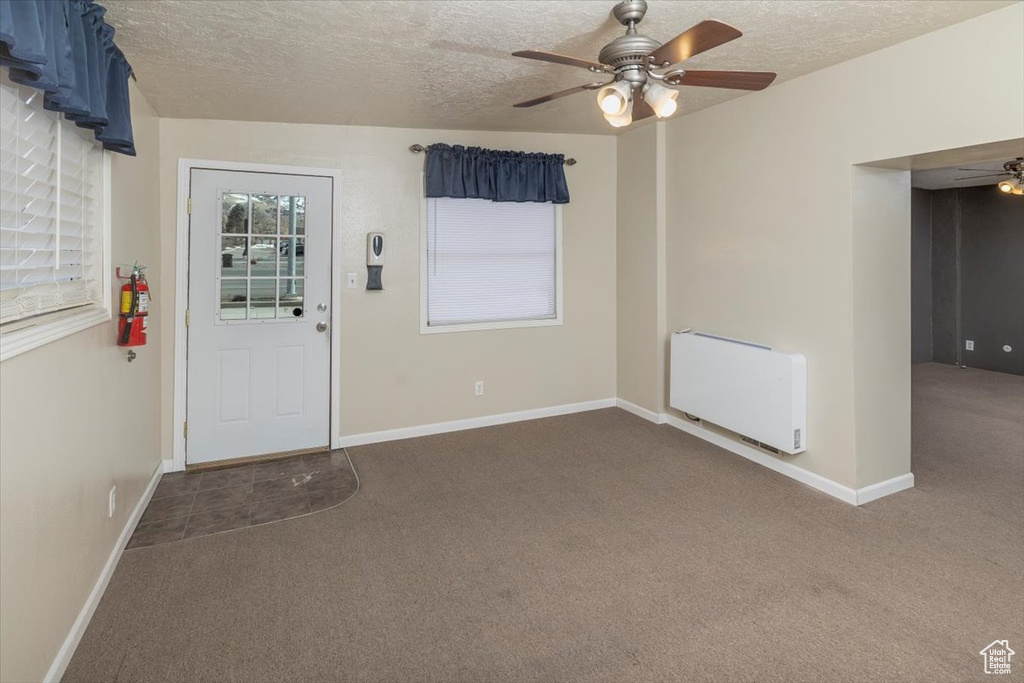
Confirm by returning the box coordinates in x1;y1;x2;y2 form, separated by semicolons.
0;152;112;362
419;177;564;335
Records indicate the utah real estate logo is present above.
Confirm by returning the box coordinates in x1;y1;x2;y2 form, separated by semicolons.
979;640;1014;675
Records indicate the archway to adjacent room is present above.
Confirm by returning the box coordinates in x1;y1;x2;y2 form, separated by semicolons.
851;137;1023;499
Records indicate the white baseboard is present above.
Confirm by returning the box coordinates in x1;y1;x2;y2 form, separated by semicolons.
662;413;861;505
615;398;665;424
661;413;914;506
334;398;617;448
164;394;911;507
44;463;163;683
333;397;911;506
855;472;915;505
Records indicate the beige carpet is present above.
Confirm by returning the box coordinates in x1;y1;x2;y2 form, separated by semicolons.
63;363;1023;682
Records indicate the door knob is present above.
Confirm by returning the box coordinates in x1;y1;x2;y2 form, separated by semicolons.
316;321;328;333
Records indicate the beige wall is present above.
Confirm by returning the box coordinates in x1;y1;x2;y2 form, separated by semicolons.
850;165;914;485
0;83;162;682
5;7;1021;679
615;124;661;413
157;121;617;460
656;4;1024;488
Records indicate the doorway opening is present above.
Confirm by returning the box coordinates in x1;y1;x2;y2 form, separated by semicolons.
857;137;1023;517
911;156;1024;376
906;141;1023;528
847;138;1022;504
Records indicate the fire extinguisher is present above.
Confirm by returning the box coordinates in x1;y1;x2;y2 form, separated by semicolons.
116;265;150;347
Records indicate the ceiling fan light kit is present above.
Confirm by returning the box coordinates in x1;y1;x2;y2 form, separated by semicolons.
513;0;777;128
597;81;632;115
604;101;634;128
642;82;678;118
956;158;1024;196
998;178;1023;195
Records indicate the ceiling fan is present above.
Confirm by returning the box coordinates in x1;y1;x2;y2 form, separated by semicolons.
955;158;1024;195
512;0;777;127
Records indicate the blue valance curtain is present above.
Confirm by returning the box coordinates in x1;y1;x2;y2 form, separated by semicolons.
425;144;570;204
1;0;136;155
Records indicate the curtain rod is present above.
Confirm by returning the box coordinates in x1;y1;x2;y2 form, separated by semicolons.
409;144;576;166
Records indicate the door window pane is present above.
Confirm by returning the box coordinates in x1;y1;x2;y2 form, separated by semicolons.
251;194;278;234
250;279;277;319
222;194;248;233
221;237;247;277
281;196;305;235
220;279;247;320
279;279;304;318
249;237;278;276
278;238;304;277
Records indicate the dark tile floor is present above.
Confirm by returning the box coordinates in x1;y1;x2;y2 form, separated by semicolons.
126;450;358;550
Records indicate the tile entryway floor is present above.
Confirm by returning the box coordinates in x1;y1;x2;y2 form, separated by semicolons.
126;450;358;549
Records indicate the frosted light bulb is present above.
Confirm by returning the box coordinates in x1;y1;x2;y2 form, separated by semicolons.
604;99;633;128
596;81;631;117
600;94;623;114
655;97;677;118
643;82;679;119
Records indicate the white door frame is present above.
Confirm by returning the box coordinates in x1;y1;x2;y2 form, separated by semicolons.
171;158;343;472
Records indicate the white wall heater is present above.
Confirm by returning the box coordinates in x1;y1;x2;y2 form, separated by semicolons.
670;331;807;454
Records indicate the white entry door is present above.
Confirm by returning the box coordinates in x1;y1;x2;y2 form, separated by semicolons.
186;169;332;465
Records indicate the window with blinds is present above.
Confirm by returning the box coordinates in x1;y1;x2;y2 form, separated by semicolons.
0;79;105;326
425;197;560;329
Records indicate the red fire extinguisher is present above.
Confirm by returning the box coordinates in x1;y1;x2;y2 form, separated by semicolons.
116;265;150;347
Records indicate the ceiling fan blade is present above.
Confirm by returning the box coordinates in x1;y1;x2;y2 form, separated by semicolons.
632;94;656;122
514;83;604;108
953;173;1008;180
666;69;777;91
512;50;608;72
648;20;742;67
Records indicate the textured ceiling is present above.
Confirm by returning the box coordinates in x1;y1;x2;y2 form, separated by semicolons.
103;0;1013;135
912;158;1023;190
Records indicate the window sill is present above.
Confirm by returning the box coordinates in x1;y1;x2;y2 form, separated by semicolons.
0;306;112;362
420;316;563;335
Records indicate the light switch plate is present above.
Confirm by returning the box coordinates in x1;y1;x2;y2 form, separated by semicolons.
965;340;974;351
347;273;358;289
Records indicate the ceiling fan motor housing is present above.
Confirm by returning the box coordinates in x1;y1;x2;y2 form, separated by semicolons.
601;0;660;86
598;33;661;70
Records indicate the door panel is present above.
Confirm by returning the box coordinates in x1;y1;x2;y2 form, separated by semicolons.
218;348;252;424
275;345;305;417
187;169;332;464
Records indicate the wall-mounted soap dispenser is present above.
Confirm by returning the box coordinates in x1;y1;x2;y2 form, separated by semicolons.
366;232;384;290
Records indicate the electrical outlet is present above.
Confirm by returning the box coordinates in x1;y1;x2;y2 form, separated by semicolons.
965;340;975;351
474;380;484;396
108;486;116;518
347;273;358;289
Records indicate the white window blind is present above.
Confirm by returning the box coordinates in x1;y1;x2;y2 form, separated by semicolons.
426;197;558;327
0;79;104;325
